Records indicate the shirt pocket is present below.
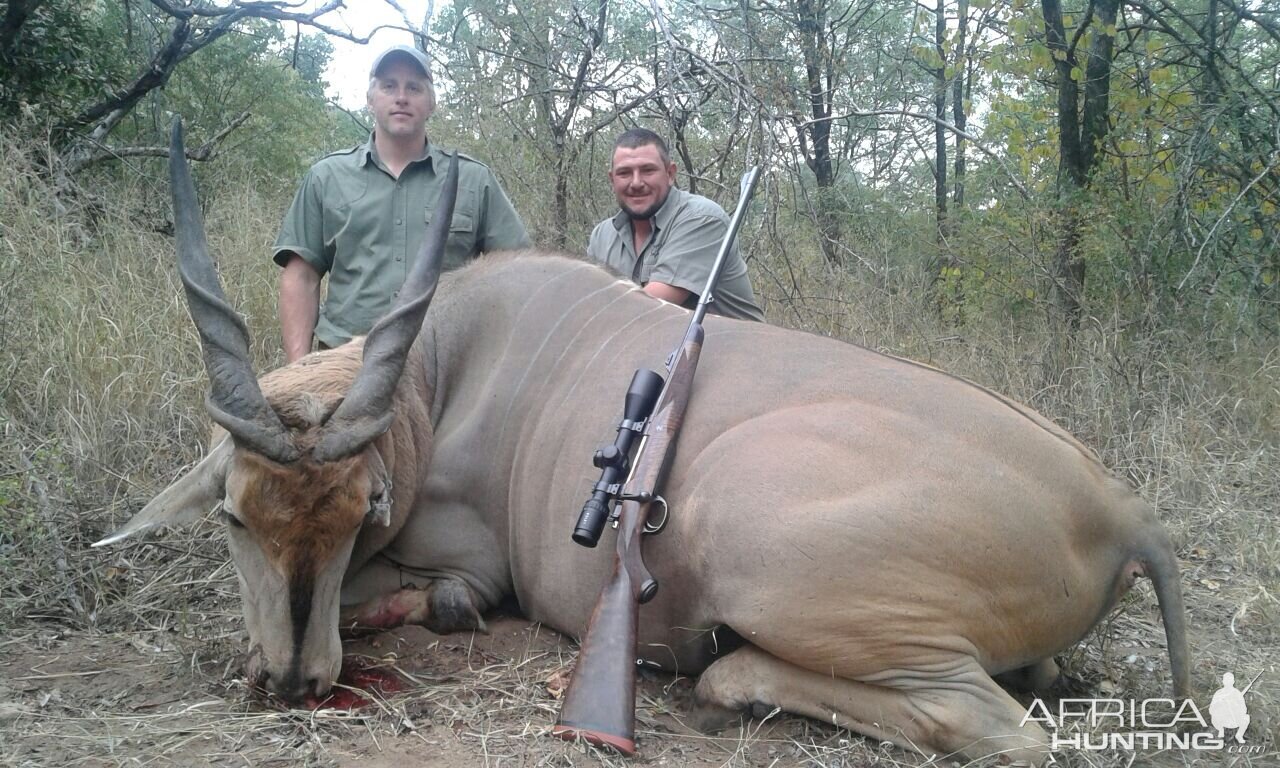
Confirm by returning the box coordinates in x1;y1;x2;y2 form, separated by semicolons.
424;191;477;268
427;208;475;234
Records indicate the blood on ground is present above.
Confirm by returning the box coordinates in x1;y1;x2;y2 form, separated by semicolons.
299;656;404;710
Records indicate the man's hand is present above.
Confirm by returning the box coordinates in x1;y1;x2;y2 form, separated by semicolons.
642;280;693;307
279;254;321;363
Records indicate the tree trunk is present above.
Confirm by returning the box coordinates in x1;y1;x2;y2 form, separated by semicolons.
1040;0;1118;328
670;110;698;196
1080;0;1119;176
933;0;948;246
552;136;569;250
951;0;968;211
1;0;45;57
542;0;608;249
794;0;842;268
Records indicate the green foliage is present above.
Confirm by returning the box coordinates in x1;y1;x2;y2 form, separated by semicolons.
91;9;356;185
452;0;1280;335
431;0;657;245
1;0;1274;347
922;0;1279;334
0;1;124;122
159;26;358;185
2;1;360;188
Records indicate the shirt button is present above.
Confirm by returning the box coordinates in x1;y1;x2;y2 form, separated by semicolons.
395;256;402;262
396;218;402;225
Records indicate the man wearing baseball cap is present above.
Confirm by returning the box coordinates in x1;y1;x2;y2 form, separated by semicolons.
273;44;531;362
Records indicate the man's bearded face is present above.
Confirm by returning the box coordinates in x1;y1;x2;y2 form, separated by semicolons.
608;144;677;220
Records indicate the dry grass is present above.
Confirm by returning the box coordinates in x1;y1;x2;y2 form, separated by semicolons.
0;132;1276;766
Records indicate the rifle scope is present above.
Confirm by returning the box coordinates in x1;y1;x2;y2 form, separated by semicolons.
571;368;665;547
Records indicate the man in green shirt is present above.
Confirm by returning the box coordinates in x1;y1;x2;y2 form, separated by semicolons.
274;44;531;361
586;128;764;322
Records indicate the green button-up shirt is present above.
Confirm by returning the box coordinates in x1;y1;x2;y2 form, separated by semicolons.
586;187;765;322
274;136;531;347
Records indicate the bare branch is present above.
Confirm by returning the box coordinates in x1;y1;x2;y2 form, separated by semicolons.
328;99;371;134
799;106;1030;200
147;0;367;41
1066;1;1096;57
60;1;404;154
67;17;193;136
64;111;252;175
1178;148;1280;291
554;0;608;137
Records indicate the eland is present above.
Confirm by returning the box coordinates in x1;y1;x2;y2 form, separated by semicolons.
97;120;1189;765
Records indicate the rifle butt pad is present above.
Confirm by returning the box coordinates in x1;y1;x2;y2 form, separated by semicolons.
551;722;636;756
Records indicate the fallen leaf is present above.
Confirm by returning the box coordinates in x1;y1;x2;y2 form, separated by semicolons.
545;667;572;700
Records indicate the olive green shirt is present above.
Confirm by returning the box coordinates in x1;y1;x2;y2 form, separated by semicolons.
274;136;531;347
586;187;764;322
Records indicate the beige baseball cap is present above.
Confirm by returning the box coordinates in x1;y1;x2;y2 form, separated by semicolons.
369;44;432;81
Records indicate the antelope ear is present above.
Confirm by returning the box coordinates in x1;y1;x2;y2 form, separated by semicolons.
93;438;233;547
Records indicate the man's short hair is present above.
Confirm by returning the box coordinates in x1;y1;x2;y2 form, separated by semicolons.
613;128;671;165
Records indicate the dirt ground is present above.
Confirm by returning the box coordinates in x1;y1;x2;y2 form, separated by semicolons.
0;616;878;768
1;587;1275;768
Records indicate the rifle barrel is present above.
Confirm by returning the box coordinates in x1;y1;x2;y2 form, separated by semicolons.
691;166;761;327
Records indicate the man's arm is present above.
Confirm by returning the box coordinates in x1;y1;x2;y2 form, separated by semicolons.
642;281;692;305
273;167;333;360
644;212;729;306
279;254;321;363
649;209;764;320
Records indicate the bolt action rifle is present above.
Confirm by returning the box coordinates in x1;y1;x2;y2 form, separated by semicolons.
552;167;762;755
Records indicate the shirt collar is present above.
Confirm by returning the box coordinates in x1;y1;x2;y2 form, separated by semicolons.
361;133;436;171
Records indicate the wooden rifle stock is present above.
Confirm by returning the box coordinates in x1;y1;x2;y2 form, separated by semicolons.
552;326;704;754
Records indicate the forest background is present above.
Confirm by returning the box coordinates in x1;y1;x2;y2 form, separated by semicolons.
0;1;1276;765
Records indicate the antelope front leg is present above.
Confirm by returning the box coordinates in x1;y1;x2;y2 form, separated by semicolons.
341;567;487;636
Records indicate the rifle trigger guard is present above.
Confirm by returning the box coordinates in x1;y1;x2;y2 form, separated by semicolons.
643;496;669;535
